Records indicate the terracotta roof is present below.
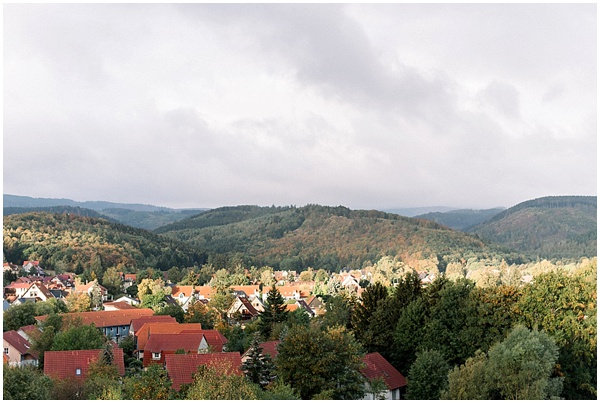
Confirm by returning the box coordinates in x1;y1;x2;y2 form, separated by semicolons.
44;348;125;380
285;304;299;312
230;285;260;296
75;281;107;293
23;260;40;266
259;340;280;360
124;274;136;280
171;285;195;298
165;352;242;391
18;324;41;340
145;333;206;353
135;323;203;351
6;282;31;289
103;301;136;310
129;315;177;334
3;330;38;358
35;308;155;329
361;352;407;390
194;286;215;299
200;329;228;352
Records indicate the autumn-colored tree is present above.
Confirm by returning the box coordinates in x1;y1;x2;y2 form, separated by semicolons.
102;266;123;297
123;363;173;400
66;291;92;312
184;300;217;329
185;360;262;399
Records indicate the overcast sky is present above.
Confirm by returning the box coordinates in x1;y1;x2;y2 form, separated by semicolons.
3;3;597;210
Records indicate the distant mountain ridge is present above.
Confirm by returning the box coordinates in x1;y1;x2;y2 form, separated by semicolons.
416;208;506;231
3;194;207;230
470;196;596;260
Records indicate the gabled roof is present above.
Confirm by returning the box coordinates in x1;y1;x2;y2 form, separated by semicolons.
129;315;177;334
242;340;280;360
361;352;407;390
165;352;242;391
75;281;107;294
25;282;54;299
124;274;137;281
103;300;136;310
200;330;228;352
35;308;155;329
3;330;38;358
296;299;315;316
44;348;125;380
230;296;259;316
230;285;260;297
194;285;215;299
145;333;206;353
135;323;203;351
171;285;195;298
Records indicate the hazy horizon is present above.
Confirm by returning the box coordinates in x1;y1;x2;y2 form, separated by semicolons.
4;4;596;211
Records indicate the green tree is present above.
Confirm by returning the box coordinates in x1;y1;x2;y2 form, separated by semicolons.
275;325;365;400
350;282;388;348
486;325;562;400
258;286;288;339
406;349;449;400
154;303;185;323
442;350;493;400
51;321;106;351
241;332;276;388
83;354;121;399
102;266;123;297
3;363;53;400
3;302;37;331
123;363;173;400
318;294;355;330
184;300;217;329
185;360;262;399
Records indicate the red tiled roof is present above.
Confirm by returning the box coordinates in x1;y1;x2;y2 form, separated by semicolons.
124;274;136;280
129;315;177;334
200;329;228;353
361;352;407;390
3;330;37;358
103;301;136;310
135;323;203;351
35;308;155;329
259;340;280;360
142;333;206;367
44;348;125;380
165;352;242;391
146;333;206;353
230;285;259;296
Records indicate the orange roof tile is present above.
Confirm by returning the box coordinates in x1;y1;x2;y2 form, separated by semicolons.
129;315;177;334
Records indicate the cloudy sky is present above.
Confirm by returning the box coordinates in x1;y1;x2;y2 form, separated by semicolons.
3;3;597;210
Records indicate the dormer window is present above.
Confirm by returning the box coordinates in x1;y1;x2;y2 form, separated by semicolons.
152;352;161;360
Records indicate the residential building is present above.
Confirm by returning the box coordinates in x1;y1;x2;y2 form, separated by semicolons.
3;330;38;367
44;348;125;380
165;352;242;391
360;352;407;400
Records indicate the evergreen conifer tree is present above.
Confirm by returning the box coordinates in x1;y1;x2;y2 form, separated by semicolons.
241;332;276;388
258;286;287;339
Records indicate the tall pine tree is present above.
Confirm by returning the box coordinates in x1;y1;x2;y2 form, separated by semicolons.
241;332;276;389
258;286;288;339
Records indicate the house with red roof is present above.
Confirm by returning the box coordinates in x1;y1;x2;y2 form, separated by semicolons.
103;300;137;311
74;280;109;301
165;352;242;391
241;340;280;364
44;348;125;381
129;315;177;337
35;308;154;344
3;330;38;367
135;323;203;359
142;333;209;367
360;352;407;400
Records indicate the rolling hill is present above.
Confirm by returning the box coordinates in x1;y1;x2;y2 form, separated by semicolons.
156;204;509;271
415;208;505;231
2;211;206;272
469;196;596;259
3;194;206;230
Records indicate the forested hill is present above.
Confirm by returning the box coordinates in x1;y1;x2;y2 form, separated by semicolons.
156;204;509;271
3;212;205;273
415;208;505;231
4;205;115;221
470;196;597;260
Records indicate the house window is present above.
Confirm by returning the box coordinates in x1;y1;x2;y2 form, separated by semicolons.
152;352;161;360
3;348;9;355
75;368;82;376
